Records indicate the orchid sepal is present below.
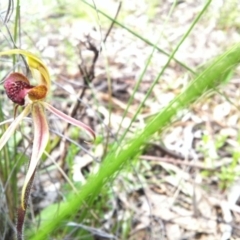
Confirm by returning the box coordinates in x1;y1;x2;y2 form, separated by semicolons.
0;105;31;152
21;102;49;210
43;102;96;140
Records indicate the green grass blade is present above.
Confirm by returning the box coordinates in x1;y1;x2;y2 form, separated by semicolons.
29;42;240;240
119;0;211;142
117;0;178;136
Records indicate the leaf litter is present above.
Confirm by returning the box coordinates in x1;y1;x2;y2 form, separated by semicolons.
1;0;240;239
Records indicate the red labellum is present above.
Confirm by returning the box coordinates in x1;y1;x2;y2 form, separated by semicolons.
4;72;47;105
4;72;33;105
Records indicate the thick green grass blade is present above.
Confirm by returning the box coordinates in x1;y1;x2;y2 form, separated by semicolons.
29;44;240;240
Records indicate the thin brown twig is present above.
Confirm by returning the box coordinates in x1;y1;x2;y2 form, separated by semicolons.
103;1;122;44
73;0;122;117
57;38;99;170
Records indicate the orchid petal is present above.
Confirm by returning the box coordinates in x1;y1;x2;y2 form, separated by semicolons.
0;105;31;152
42;102;95;140
28;85;48;101
0;49;50;90
21;103;49;210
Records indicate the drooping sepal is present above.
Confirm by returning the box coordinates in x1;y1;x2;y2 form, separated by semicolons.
21;103;49;210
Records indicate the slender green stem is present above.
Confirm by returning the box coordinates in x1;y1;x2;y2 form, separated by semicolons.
117;0;178;137
119;0;212;142
13;0;20;67
13;0;21;212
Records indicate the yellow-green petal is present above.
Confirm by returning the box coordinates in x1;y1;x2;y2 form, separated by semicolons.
0;49;50;90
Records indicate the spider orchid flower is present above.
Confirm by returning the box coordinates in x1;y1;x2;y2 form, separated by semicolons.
0;49;95;210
